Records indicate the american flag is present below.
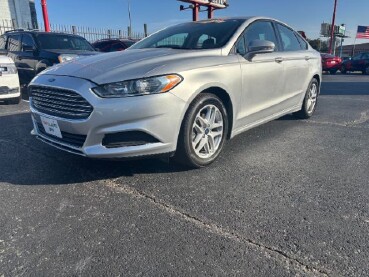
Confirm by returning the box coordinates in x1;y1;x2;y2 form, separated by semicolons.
356;26;369;39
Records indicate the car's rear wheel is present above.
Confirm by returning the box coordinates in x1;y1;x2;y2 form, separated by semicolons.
330;69;337;75
294;78;319;119
174;93;228;168
363;66;369;75
341;65;347;74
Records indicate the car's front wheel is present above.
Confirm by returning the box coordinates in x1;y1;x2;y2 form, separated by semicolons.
174;93;228;168
341;65;347;74
294;78;319;119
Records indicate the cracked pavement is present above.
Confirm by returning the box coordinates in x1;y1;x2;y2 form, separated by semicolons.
0;74;368;276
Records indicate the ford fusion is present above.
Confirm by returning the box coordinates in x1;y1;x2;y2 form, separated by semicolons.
29;17;322;168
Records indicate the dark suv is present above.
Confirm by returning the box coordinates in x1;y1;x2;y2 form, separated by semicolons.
0;30;98;86
341;52;369;75
92;39;136;52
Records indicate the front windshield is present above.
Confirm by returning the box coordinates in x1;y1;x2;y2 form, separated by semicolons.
131;19;245;50
37;34;95;51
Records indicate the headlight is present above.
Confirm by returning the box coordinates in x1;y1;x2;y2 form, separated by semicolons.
58;54;78;63
0;63;17;74
92;74;183;98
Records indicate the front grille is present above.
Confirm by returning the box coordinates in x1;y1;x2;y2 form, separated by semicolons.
29;86;93;120
36;123;86;148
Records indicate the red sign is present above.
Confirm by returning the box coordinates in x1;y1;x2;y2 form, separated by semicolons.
179;0;228;9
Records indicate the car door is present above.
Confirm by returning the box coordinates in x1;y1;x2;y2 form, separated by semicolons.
347;53;362;71
17;34;38;84
274;23;311;108
235;20;285;129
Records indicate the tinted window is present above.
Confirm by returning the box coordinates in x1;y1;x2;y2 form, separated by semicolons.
131;19;244;50
22;34;36;49
242;21;279;52
7;34;21;51
93;41;111;52
361;53;369;59
0;36;6;50
277;24;302;51
352;54;362;60
122;40;135;47
110;42;125;51
37;34;94;51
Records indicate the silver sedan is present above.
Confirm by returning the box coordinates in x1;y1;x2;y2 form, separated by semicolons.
29;17;322;168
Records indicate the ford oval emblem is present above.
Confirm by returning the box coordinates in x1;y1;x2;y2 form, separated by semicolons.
48;78;56;82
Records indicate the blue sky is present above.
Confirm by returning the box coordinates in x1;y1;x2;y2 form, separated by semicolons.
35;0;369;45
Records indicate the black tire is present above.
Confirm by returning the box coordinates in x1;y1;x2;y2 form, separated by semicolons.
173;93;229;168
294;78;319;119
330;69;337;75
362;66;369;75
6;96;21;105
341;65;347;74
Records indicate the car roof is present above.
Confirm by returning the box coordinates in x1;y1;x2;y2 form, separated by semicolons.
3;30;83;38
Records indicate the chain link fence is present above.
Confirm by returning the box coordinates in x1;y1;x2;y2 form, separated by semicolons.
1;20;146;42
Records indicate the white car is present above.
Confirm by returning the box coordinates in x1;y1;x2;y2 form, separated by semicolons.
0;55;20;104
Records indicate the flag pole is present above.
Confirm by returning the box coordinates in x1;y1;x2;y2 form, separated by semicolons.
352;26;358;56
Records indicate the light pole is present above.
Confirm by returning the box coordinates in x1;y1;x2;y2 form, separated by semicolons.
41;0;50;32
128;0;132;37
328;0;338;54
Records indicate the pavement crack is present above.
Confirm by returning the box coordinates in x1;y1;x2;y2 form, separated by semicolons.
345;110;369;126
103;179;329;276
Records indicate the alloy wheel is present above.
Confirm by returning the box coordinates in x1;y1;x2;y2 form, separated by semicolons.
306;82;318;114
191;104;224;159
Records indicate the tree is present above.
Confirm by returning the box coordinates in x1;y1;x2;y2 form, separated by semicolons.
307;38;328;52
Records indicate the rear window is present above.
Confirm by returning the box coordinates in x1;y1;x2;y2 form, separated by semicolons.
37;34;94;51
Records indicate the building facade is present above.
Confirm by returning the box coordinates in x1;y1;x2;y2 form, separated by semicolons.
0;0;38;30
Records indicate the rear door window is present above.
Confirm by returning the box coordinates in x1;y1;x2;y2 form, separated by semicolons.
7;34;21;51
277;24;303;51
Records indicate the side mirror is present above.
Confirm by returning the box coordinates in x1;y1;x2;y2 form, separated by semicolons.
23;45;36;52
248;39;275;55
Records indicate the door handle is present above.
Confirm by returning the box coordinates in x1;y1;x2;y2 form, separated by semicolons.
305;56;311;61
275;57;283;63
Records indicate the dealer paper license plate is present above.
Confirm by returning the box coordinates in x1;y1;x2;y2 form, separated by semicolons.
40;116;62;138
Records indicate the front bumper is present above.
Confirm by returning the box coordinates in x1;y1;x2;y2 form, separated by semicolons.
0;74;20;100
29;75;187;158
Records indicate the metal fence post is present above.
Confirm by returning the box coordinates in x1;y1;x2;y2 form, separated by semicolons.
72;25;77;35
144;24;148;37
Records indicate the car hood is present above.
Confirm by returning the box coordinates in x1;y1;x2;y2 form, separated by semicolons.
40;48;224;84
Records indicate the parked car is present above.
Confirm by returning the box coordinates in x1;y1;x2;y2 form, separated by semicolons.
321;53;342;74
0;52;20;104
0;30;99;86
28;17;322;168
341;52;369;75
92;39;136;52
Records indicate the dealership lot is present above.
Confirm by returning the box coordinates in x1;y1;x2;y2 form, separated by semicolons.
0;74;368;276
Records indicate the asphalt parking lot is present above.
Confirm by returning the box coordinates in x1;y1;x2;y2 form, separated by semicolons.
1;74;368;276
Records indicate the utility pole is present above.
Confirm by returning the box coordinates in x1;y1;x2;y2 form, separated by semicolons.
328;0;338;54
41;0;50;32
